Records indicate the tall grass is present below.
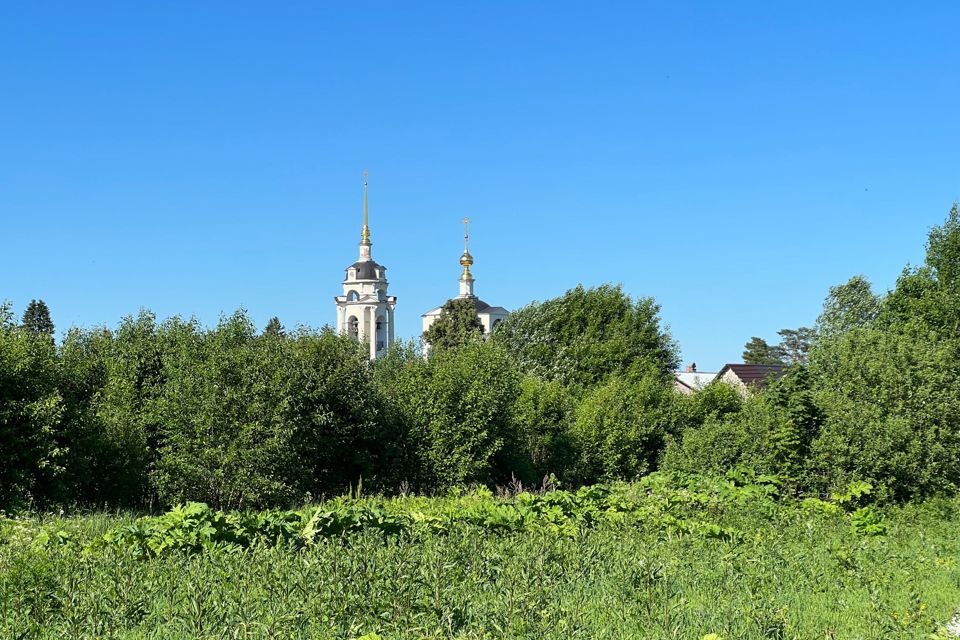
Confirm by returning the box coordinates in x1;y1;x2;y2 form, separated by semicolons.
2;479;959;639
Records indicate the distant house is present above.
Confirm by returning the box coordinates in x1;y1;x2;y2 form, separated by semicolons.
715;363;786;393
674;363;717;395
674;362;786;395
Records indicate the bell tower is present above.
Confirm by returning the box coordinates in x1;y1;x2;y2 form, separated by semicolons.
334;172;396;359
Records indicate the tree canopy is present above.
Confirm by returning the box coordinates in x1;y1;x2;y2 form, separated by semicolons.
742;337;782;365
21;299;54;337
422;298;484;351
263;316;285;338
492;284;678;390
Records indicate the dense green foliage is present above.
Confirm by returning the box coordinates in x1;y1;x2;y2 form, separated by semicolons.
742;336;782;365
379;340;522;488
151;314;393;509
670;204;960;502
422;297;485;350
742;327;816;365
263;316;285;337
5;205;960;512
21;298;54;337
3;476;959;638
0;324;64;507
492;284;679;389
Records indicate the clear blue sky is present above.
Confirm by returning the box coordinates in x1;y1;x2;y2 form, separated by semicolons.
2;2;958;370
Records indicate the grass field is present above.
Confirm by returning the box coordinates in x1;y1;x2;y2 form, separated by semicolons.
2;475;959;639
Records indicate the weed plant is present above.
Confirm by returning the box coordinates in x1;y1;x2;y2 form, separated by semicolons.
2;473;959;639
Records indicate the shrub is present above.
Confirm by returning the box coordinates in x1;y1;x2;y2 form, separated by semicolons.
512;377;577;483
381;340;522;489
0;326;64;508
152;314;390;509
570;372;676;483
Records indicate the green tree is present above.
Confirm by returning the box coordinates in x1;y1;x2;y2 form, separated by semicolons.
880;203;960;335
152;314;393;508
570;372;677;483
87;311;168;507
816;276;880;337
742;337;782;365
743;329;815;365
493;284;678;390
263;316;285;338
512;377;577;483
809;325;960;501
0;301;13;328
805;204;960;501
662;369;821;494
382;339;522;488
776;327;816;365
0;326;65;508
422;298;484;351
21;299;54;338
925;202;960;289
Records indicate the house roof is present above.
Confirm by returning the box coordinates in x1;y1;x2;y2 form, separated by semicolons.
716;363;787;387
675;371;716;391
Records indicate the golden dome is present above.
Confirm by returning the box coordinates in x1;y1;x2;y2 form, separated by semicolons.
460;250;474;267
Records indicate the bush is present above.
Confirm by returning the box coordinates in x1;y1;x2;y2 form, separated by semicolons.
512;377;577;483
152;313;391;509
381;340;522;489
662;368;822;496
570;372;676;483
809;326;960;501
0;326;64;508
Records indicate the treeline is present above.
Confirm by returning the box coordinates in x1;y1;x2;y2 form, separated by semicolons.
4;205;960;510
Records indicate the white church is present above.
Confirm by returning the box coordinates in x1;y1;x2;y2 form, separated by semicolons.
335;176;507;359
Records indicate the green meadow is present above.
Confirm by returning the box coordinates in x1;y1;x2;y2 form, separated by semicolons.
3;475;959;640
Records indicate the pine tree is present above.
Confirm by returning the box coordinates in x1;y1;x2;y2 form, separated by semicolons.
263;316;285;338
742;336;782;365
22;299;54;337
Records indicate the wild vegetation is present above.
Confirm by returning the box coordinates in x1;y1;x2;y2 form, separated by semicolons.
3;205;960;637
3;473;959;638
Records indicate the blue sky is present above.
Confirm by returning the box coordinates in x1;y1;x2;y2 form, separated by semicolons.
2;2;958;370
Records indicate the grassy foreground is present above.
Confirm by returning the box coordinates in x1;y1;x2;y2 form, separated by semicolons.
2;475;959;639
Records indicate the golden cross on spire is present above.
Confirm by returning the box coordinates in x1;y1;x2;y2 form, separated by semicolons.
360;170;371;245
459;216;474;276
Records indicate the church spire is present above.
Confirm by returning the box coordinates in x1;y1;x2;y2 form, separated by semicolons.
458;216;475;297
358;171;372;262
360;170;371;246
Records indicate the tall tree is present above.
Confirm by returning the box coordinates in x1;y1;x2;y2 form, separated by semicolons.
817;276;880;337
0;325;65;508
742;329;815;365
422;298;484;351
742;337;782;365
776;327;816;365
22;299;54;337
924;202;960;289
263;316;285;338
0;301;13;328
807;203;960;501
492;284;678;389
